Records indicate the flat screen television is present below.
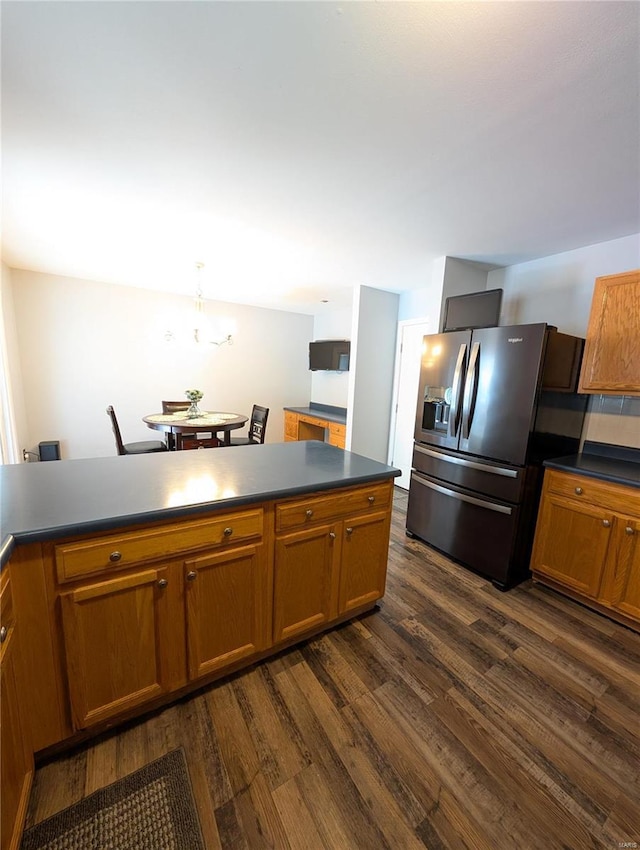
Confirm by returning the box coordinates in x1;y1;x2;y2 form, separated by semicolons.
443;288;503;332
309;340;350;371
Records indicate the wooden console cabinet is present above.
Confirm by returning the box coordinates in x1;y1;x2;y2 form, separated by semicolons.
530;469;640;630
284;410;346;449
578;269;640;395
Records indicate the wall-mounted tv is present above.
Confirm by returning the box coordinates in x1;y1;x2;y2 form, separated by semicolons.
443;288;503;332
309;340;350;371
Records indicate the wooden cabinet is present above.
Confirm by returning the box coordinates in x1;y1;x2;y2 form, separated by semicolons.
185;542;268;679
58;507;267;729
283;410;346;449
1;571;33;850
273;482;392;643
531;470;640;630
60;566;177;729
578;269;640;395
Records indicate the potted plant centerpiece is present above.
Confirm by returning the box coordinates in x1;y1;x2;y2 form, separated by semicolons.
185;389;204;419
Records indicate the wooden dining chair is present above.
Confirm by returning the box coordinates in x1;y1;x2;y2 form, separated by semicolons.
161;401;191;414
230;405;269;445
106;406;168;456
161;401;191;449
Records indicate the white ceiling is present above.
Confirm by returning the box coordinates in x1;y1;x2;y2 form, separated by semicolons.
2;1;639;315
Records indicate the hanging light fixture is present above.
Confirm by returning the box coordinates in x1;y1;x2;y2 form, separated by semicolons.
165;263;233;347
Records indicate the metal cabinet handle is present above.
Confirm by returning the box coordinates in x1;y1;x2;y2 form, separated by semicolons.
186;571;197;581
305;509;314;518
223;527;232;537
368;495;375;503
109;551;122;562
346;527;353;535
574;487;583;495
602;520;611;528
329;532;336;540
157;578;168;588
0;626;7;643
625;526;635;535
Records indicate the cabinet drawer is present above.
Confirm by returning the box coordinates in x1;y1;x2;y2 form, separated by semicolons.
545;470;640;515
276;482;391;532
55;509;264;583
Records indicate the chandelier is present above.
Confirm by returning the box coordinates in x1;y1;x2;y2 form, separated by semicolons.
165;263;233;347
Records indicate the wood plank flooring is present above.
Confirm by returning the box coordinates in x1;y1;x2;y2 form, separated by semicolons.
25;488;640;849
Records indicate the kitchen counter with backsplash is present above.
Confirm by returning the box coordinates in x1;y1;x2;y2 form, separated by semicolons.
543;441;640;488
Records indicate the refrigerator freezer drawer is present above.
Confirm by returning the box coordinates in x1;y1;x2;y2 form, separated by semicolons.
412;443;525;503
406;471;522;587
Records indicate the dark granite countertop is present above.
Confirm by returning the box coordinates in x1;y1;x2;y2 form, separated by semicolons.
1;441;399;567
543;441;640;489
283;403;347;425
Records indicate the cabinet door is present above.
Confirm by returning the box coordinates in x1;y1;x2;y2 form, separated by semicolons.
339;511;390;614
531;494;612;597
273;524;339;643
284;412;298;441
608;518;640;621
185;544;266;680
579;269;640;395
61;567;173;729
1;582;32;850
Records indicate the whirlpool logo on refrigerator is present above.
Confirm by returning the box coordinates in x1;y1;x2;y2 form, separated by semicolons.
508;337;524;343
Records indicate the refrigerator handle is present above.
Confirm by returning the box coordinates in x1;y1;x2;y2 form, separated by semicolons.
461;342;480;439
448;343;467;438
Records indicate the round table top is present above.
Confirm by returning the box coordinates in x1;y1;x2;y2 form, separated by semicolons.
143;411;248;432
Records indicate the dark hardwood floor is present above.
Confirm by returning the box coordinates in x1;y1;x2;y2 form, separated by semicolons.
25;488;640;848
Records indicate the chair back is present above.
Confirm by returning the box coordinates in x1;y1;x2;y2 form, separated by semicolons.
248;405;269;444
162;401;191;414
106;405;126;455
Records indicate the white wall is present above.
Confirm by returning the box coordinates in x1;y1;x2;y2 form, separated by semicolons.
310;306;352;408
10;270;313;459
1;265;28;461
347;285;399;463
489;233;640;336
490;233;640;448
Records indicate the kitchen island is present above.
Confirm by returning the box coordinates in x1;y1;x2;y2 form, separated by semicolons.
1;441;399;850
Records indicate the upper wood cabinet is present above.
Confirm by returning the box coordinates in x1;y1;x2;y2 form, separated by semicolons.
578;269;640;395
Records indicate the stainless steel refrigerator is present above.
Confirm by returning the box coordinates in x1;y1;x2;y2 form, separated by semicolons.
406;323;588;589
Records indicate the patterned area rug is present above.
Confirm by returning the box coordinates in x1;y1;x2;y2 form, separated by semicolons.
20;748;205;850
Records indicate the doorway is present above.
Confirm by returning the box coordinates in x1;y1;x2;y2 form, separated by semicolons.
388;319;434;489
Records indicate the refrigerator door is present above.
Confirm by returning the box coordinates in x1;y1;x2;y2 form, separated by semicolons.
414;330;470;450
459;323;547;465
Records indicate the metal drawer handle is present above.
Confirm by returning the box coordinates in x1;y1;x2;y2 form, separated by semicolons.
368;496;375;503
625;526;635;535
305;509;314;518
157;578;168;588
223;527;232;536
574;487;583;495
411;472;513;515
0;626;7;643
109;551;122;562
602;520;611;528
186;571;197;581
346;527;353;535
329;532;336;540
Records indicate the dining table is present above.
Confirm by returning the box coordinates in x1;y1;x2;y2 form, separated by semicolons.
142;411;249;449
